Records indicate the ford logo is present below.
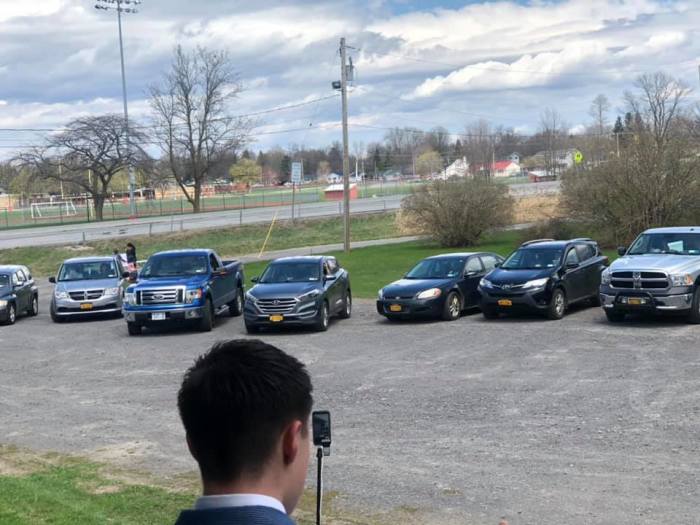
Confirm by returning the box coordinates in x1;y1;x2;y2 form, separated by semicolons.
154;294;165;300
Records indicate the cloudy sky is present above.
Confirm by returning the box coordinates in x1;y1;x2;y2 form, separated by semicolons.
0;0;699;155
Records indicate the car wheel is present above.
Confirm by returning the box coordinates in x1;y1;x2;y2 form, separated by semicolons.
605;310;625;323
228;287;244;317
481;304;499;319
547;288;566;320
338;290;352;319
127;322;142;336
3;303;16;325
199;297;214;332
245;322;260;334
28;295;39;316
687;286;700;324
314;301;330;332
442;292;461;321
589;294;602;307
50;302;63;323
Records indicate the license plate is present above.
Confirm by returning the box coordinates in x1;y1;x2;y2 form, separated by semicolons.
269;315;284;323
628;298;645;305
151;312;166;321
498;299;513;307
80;303;93;311
389;304;403;312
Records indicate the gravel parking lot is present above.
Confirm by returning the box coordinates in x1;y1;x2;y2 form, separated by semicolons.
2;284;699;524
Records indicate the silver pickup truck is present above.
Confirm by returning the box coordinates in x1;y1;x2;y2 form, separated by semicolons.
49;255;129;322
600;227;700;323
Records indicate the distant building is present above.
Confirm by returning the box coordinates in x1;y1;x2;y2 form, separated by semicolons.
508;152;521;164
471;160;521;178
444;156;469;178
326;173;342;184
528;148;580;173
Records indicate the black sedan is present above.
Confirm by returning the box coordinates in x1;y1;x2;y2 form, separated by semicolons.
0;265;39;325
478;238;608;320
244;256;351;333
377;252;504;321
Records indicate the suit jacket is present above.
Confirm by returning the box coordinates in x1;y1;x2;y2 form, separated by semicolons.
174;505;296;525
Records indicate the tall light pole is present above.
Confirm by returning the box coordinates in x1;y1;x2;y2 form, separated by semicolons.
95;0;140;217
339;38;351;254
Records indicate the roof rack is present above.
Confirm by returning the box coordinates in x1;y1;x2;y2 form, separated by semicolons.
521;238;556;246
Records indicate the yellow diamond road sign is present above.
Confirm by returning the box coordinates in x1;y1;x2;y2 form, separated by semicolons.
574;151;584;164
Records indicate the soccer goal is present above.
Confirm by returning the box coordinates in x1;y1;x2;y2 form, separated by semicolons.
30;200;78;220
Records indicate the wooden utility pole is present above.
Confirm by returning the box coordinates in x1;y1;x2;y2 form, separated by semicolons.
340;38;351;254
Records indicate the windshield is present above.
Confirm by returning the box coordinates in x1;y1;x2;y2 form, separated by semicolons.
502;248;563;270
141;254;209;278
406;258;465;279
0;275;9;288
58;261;118;282
260;263;320;283
628;233;700;256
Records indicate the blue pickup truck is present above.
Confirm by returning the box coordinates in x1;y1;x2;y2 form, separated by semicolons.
122;249;244;335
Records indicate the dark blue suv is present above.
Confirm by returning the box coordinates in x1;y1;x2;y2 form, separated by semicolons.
478;238;608;320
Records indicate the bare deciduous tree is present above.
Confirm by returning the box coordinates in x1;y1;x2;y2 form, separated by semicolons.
463;120;495;177
538;108;568;177
150;46;253;213
15;115;146;221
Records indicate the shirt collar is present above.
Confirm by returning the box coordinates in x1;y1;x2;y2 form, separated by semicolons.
195;494;286;515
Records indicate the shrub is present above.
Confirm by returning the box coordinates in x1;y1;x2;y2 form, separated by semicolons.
401;177;514;247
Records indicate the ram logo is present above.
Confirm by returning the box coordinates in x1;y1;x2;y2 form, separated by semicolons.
633;272;642;289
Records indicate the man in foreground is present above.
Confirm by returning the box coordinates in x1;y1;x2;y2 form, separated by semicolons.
175;339;313;525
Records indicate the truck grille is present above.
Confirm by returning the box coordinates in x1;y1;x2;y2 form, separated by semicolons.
611;271;669;290
141;289;180;305
69;290;103;301
257;298;298;314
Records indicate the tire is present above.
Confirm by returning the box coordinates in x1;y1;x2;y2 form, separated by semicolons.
3;302;16;325
481;304;499;319
50;302;63;323
338;290;352;319
547;288;567;320
442;292;462;321
589;294;602;307
127;322;142;336
605;310;625;323
228;287;244;317
687;287;700;324
28;295;39;316
245;322;260;334
198;297;214;332
314;301;330;332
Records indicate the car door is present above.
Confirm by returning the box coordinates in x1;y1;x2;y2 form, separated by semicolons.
208;254;226;308
461;256;485;307
562;247;586;302
13;270;30;312
575;243;598;298
324;258;344;313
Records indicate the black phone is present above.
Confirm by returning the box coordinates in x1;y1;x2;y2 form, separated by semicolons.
312;410;331;454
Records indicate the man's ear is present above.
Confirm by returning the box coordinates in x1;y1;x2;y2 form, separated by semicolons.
281;420;304;466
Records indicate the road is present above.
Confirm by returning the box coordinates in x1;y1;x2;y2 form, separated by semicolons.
0;181;559;250
1;280;697;525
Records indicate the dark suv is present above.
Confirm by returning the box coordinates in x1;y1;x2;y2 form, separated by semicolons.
478;238;608;320
0;265;39;325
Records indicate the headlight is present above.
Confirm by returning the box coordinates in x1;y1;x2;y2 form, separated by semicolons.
104;287;121;296
670;274;694;287
185;289;203;304
522;278;549;289
0;300;7;308
479;278;492;288
54;290;69;300
416;288;442;300
601;268;612;285
298;289;321;302
245;291;258;303
124;292;136;305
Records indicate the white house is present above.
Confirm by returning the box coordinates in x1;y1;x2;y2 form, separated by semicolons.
471;160;521;178
326;173;342;184
444;156;469;178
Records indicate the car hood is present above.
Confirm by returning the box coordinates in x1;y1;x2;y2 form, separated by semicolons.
381;278;454;298
610;254;700;274
249;282;321;299
486;268;553;285
132;275;209;289
55;278;121;292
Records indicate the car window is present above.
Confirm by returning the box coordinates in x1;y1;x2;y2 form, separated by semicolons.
480;255;499;271
565;249;579;265
466;257;483;274
22;267;32;281
209;254;220;271
575;244;594;261
0;274;9;288
325;258;339;274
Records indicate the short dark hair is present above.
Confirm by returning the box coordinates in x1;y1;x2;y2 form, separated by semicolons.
178;339;313;483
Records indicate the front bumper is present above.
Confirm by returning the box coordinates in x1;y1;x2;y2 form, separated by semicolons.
479;286;551;311
53;296;122;316
600;289;693;312
123;305;205;323
244;299;320;326
376;297;444;318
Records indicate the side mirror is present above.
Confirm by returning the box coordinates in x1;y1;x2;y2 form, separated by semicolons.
494;262;502;268
325;274;337;282
566;262;579;270
128;271;138;282
48;276;56;284
617;246;627;256
122;271;130;278
251;276;259;283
